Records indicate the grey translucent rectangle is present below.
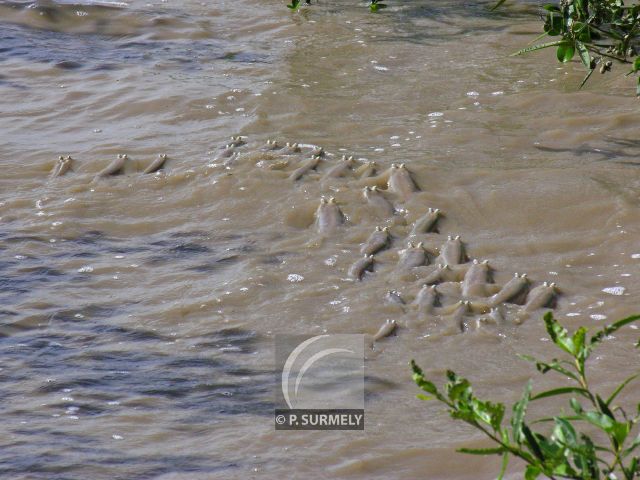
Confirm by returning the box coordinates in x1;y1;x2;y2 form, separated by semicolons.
274;409;365;430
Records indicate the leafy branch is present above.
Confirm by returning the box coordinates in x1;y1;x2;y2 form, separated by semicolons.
501;0;640;93
411;312;640;479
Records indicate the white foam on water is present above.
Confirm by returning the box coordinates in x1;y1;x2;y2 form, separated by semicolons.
602;286;625;296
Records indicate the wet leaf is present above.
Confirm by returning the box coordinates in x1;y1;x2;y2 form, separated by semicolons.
623;434;640;456
511;381;531;443
543;312;575;355
591;315;640;345
523;425;545;461
518;354;579;381
606;373;640;406
576;41;591;69
596;394;616;420
530;387;590;401
497;451;509;480
557;43;575;63
410;360;442;399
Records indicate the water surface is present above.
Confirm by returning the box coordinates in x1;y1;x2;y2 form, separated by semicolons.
2;0;640;478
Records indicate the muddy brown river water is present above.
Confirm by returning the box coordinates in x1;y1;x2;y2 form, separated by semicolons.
2;0;640;479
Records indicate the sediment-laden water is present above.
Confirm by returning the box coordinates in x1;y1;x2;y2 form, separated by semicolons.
2;0;640;478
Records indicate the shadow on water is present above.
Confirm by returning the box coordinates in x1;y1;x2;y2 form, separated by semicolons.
535;136;640;165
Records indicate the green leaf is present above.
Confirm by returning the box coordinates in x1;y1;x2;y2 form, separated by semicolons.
623;434;640;456
611;421;631;447
416;394;434;401
497;451;509;480
591;315;640;345
577;434;600;479
570;398;583;415
625;457;639;480
573;22;591;42
596;394;616;420
557;43;576;63
554;417;578;448
531;415;582;424
634;57;640;73
524;465;542;480
579;411;630;446
512;380;532;443
544;13;563;36
457;447;506;455
541;3;560;12
518;354;579;382
523;425;545;461
573;326;587;357
531;387;590;401
543;313;575;355
576;41;591;69
510;40;566;57
410;360;443;399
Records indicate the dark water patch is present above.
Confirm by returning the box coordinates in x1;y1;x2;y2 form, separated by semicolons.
91;454;240;480
187;254;240;272
164;356;226;369
0;21;271;72
0;258;15;270
49;303;120;323
36;376;112;393
169;230;210;239
3;234;48;244
227;243;255;254
12;400;107;418
0;262;72;300
74;230;108;244
17;265;65;277
95;325;168;342
0;320;268;476
170;242;210;255
259;253;290;265
192;327;258;353
218;50;270;63
226;366;273;377
54;59;82;70
147;241;212;265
